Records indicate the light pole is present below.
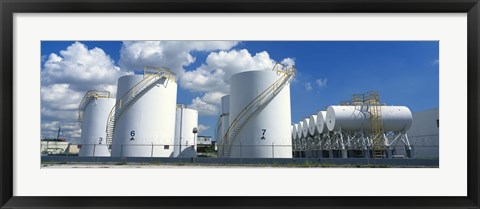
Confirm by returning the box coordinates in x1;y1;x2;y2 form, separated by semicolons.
192;127;198;156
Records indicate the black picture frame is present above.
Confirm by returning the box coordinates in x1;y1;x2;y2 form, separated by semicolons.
1;0;479;208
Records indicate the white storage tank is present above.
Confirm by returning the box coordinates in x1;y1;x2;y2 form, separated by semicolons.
326;106;413;132
316;111;328;134
308;115;318;136
111;74;177;157
302;118;311;137
296;121;304;139
214;116;222;142
174;105;198;158
292;123;299;141
79;94;115;157
291;125;295;140
229;70;292;158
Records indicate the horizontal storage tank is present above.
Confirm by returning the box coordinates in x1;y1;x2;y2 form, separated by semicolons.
308;115;318;136
111;74;177;157
302;118;311;137
174;105;198;158
296;121;304;139
79;94;115;157
316;111;328;134
326;106;413;132
229;70;292;158
292;123;299;141
291;125;294;140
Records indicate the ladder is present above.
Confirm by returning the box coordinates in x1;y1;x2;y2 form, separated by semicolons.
365;91;384;158
78;90;110;128
105;66;175;150
219;63;296;157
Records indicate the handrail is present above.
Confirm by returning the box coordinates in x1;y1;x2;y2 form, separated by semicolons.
78;90;110;123
105;66;176;149
219;63;296;156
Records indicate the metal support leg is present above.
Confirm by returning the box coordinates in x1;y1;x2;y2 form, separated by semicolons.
341;149;348;158
386;146;392;159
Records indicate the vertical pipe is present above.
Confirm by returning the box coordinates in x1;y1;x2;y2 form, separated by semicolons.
179;107;183;157
120;144;123;158
272;142;274;158
151;143;154;158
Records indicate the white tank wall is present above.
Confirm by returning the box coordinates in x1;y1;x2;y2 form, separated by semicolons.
326;106;413;132
174;106;198;158
221;95;230;114
229;70;292;158
79;97;115;157
293;124;299;140
302;118;311;137
316;111;328;134
291;125;294;140
308;115;318;136
111;75;177;157
296;121;304;139
214;116;222;142
220;95;230;143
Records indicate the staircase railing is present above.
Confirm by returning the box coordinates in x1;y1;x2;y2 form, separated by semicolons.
78;90;110;127
219;63;296;157
105;66;176;150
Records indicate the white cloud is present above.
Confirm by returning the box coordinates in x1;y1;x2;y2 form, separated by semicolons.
179;66;227;92
202;91;227;104
41;42;131;141
189;97;220;116
42;42;129;92
197;124;210;134
304;82;313;91
188;91;226;116
280;57;295;67
181;49;293;115
41;84;84;111
119;41;239;76
316;78;328;88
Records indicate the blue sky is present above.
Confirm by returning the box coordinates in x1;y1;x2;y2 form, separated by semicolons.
41;41;438;141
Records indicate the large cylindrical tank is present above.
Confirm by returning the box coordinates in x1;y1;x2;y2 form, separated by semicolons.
220;95;230;142
296;121;304;139
316;111;328;134
111;74;177;157
302;118;311;137
229;70;292;158
308;115;318;136
214;116;222;142
174;105;198;158
79;97;115;157
326;106;413;132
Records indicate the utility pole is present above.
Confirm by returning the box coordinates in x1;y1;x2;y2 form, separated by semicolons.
56;126;61;141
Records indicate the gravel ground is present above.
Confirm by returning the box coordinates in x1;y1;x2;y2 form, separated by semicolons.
41;163;280;168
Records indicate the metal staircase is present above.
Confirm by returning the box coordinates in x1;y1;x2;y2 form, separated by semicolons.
219;63;296;157
105;66;176;150
78;90;110;128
